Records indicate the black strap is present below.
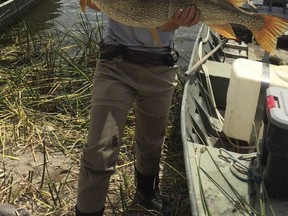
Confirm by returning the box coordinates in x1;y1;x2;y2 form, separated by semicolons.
250;52;270;144
99;43;179;66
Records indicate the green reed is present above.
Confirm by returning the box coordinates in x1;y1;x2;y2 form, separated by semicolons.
0;14;190;215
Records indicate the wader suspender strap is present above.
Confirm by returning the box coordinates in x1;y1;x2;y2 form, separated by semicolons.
250;53;270;145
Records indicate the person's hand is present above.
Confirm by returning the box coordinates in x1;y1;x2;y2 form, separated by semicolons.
173;5;200;27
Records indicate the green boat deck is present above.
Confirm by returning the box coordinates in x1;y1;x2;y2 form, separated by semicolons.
185;142;288;215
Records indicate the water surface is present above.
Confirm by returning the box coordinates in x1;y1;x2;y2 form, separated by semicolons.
14;0;200;68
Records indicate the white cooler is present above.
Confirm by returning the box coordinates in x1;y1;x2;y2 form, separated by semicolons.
223;58;288;142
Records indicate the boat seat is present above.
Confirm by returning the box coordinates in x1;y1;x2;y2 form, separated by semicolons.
263;0;287;13
248;43;288;64
204;60;231;78
200;60;232;109
269;0;287;13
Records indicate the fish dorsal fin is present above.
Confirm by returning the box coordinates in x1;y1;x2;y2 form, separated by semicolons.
209;24;237;39
223;0;246;7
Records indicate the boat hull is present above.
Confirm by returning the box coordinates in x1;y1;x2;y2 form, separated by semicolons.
0;0;41;31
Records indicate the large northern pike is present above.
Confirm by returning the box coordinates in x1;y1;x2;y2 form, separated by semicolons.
80;0;288;54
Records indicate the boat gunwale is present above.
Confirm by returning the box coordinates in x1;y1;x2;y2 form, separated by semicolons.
180;24;208;216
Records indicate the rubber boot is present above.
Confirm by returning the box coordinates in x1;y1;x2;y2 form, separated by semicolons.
132;170;173;216
75;206;104;216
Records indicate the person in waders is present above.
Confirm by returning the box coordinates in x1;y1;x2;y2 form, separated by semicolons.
76;1;200;215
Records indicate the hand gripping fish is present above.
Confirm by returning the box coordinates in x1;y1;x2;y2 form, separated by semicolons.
80;0;288;54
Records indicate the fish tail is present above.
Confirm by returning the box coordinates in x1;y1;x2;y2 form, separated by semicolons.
252;15;288;54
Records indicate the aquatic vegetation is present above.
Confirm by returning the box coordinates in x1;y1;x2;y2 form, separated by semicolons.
0;15;190;215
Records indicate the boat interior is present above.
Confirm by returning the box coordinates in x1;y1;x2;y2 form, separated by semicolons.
181;2;288;214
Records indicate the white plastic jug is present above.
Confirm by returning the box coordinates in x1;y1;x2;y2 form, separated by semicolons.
223;58;288;142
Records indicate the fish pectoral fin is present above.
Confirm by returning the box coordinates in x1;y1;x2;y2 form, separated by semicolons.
149;28;162;47
209;24;237;39
80;0;87;13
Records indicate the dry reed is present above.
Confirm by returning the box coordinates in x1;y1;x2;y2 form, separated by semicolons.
0;16;190;216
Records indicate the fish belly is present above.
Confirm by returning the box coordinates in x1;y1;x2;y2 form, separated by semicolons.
93;0;255;30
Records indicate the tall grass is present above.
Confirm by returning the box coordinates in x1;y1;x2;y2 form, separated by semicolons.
0;15;190;215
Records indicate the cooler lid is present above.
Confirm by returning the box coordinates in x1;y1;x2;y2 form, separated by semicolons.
266;87;288;130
